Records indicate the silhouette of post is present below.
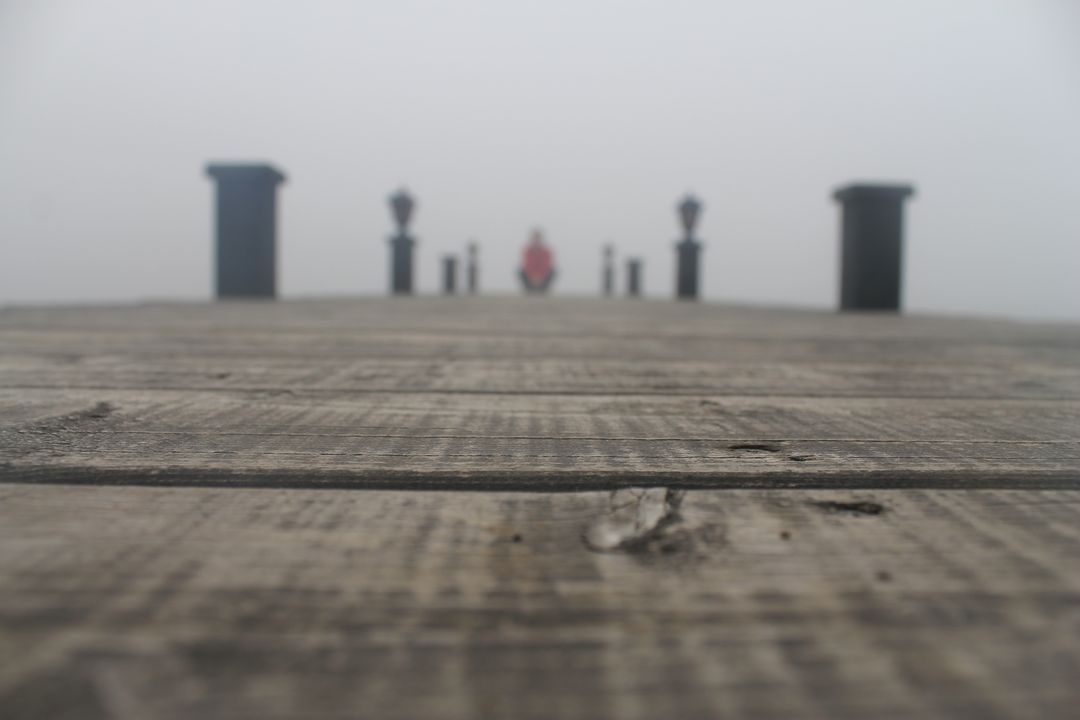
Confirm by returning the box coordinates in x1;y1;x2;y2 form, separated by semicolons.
388;189;417;295
833;183;915;311
205;163;286;299
602;245;615;297
466;242;479;294
627;258;643;298
443;255;458;296
675;194;703;300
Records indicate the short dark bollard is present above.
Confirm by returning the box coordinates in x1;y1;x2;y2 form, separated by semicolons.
675;194;703;300
834;183;915;311
443;255;458;296
602;244;615;297
388;189;417;295
205;163;286;299
627;258;643;298
466;242;479;294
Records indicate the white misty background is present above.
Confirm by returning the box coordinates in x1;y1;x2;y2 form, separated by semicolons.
1;0;1078;319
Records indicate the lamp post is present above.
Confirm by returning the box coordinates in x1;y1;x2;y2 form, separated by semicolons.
675;194;703;300
388;189;416;295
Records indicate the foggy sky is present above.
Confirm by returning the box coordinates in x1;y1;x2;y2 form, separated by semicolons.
2;0;1079;319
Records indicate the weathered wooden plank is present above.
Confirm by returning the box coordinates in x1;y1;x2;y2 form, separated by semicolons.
5;301;1078;411
3;328;1078;365
1;484;1078;719
2;298;1078;359
2;297;1076;340
2;389;1077;487
6;388;1079;440
5;436;1077;482
3;355;1080;399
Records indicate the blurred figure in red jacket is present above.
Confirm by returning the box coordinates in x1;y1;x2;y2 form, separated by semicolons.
519;229;556;294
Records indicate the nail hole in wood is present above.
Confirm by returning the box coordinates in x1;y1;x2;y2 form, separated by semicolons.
729;443;781;453
84;402;114;420
811;500;886;516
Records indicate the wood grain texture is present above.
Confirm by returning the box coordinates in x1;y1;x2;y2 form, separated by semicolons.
2;297;1079;718
5;354;1079;398
2;297;1078;370
2;298;1078;488
2;388;1078;487
2;484;1079;720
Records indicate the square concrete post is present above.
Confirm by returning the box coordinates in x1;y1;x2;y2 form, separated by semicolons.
627;258;643;298
443;255;458;295
206;163;286;299
833;183;915;311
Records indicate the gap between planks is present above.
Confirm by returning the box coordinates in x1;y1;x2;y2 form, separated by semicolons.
3;469;1078;492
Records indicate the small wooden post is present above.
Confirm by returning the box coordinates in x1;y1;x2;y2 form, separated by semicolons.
602;245;615;297
466;242;479;294
833;183;915;311
388;190;417;295
675;195;703;300
205;163;286;299
443;256;458;296
627;258;643;298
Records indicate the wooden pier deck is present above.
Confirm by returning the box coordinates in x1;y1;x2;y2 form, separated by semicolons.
2;296;1079;718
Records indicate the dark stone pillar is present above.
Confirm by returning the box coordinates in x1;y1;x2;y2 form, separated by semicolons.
627;258;642;298
388;190;417;295
602;245;615;297
205;163;286;299
834;184;915;311
466;243;479;294
443;255;458;296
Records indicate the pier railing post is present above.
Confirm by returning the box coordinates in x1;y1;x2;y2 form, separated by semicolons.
466;242;479;294
602;245;615;297
833;183;914;311
627;258;643;298
675;195;703;300
205;163;286;299
388;189;417;295
443;255;458;296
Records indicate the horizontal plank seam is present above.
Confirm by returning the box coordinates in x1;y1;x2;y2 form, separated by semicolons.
2;469;1079;491
2;384;1078;401
7;448;1080;459
26;431;1080;443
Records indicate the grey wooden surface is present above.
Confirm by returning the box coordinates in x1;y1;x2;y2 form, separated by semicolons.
1;297;1079;718
3;298;1079;488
